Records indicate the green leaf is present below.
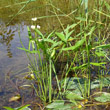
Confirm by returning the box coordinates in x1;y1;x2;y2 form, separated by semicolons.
27;26;32;40
51;41;62;49
66;91;84;101
94;92;110;102
17;104;31;110
69;23;78;29
43;38;55;44
62;38;85;51
66;30;74;40
3;107;14;110
91;77;110;89
104;1;110;11
64;24;77;33
64;25;70;35
90;62;106;66
46;100;73;110
95;51;105;57
102;77;110;85
87;26;95;36
75;17;86;21
35;28;44;39
91;79;100;89
50;49;55;58
46;100;64;109
61;78;78;90
18;47;38;53
47;31;55;39
94;44;110;49
30;0;38;2
84;0;88;14
61;77;87;95
28;40;35;50
56;32;66;43
72;63;88;70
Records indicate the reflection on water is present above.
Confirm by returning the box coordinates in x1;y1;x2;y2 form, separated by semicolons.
0;21;28;58
0;24;15;58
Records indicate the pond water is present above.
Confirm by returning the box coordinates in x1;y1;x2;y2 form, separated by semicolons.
0;22;30;108
0;0;74;109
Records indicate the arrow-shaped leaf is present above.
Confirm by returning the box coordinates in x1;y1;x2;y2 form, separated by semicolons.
62;38;85;51
56;32;66;43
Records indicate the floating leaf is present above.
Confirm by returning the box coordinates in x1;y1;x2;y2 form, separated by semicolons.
46;100;64;109
66;91;84;101
46;100;73;110
94;92;110;102
91;79;100;89
61;77;87;95
102;77;110;85
91;76;110;89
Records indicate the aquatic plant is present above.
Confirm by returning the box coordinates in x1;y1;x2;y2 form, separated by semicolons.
15;0;110;109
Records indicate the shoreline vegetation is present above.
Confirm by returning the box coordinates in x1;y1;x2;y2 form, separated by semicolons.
1;0;110;110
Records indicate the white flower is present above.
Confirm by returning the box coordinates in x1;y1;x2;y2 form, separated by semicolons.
31;40;35;43
31;25;36;29
37;25;41;29
31;17;37;21
38;39;42;42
